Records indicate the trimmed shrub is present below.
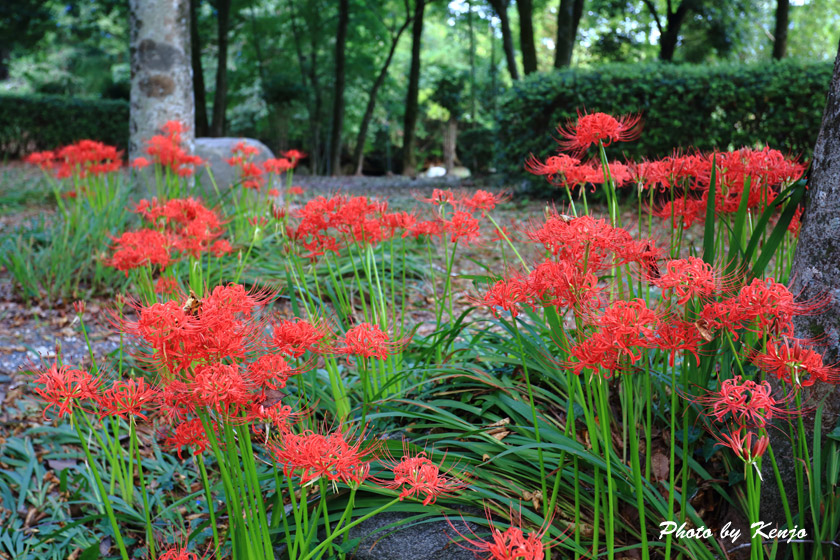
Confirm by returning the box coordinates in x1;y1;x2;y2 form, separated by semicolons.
495;59;833;177
0;94;129;159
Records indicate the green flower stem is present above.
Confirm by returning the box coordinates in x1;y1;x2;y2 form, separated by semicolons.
72;412;129;560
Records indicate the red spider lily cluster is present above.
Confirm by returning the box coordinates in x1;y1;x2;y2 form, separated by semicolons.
527;111;806;232
482;207;836;469
25;139;124;180
131;121;204;176
34;284;465;510
107;197;232;273
283;189;508;261
226;144;306;191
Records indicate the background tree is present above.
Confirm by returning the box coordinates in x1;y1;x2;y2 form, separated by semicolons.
129;0;194;159
773;0;789;59
329;0;349;175
402;0;426;176
210;0;232;136
486;0;520;80
190;0;209;136
554;0;585;67
352;0;413;175
0;1;52;81
641;0;702;61
516;0;538;73
431;70;466;172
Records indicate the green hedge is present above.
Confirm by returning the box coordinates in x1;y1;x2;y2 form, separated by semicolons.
495;59;833;177
0;94;129;159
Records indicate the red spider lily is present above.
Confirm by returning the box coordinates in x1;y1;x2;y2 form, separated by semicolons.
246;352;299;389
446;504;559;560
73;300;86;315
142;121;204;175
525;259;602;311
700;278;826;338
96;378;159;420
444;211;481;245
422;188;457;206
269;427;376;486
247;401;297;431
283;149;307;164
490;225;516;243
337;323;406;360
288;185;304;196
694;375;794;429
751;338;840;388
271;318;332;358
189;363;251;409
374;445;471;506
481;277;533;319
406;219;444;240
249;216;269;228
131;156;151;169
568;299;659;376
264;158;294;174
556;111;642;154
714;428;770;479
655;257;719;305
121;284;274;375
26;140;124;179
650;196;706;229
34;363;101;419
652;320;703;367
524;154;580;184
107;229;174;273
158;547;205;560
154;277;180;295
460;190;509;214
163;418;211;459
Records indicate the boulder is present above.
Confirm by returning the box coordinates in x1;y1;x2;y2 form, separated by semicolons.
194;137;275;192
346;511;479;560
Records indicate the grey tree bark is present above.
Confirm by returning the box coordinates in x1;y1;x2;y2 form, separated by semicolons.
129;0;195;160
761;38;840;531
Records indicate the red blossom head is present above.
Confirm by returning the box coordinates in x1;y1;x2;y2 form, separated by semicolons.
556;111;642;154
374;443;471;505
446;503;559;560
34;363;101;419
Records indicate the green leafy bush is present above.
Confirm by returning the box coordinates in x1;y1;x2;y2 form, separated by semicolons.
495;59;833;177
0;94;128;159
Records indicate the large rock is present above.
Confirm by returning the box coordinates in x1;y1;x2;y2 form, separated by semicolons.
194;137;275;191
346;511;479;560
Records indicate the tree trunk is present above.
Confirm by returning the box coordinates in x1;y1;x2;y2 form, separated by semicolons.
468;1;477;122
190;0;208;136
329;0;349;176
487;0;519;81
773;0;790;60
353;15;411;176
516;0;537;74
761;38;840;532
129;0;195;160
210;0;231;136
659;1;691;61
443;116;457;173
554;0;584;68
402;0;425;176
